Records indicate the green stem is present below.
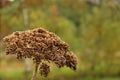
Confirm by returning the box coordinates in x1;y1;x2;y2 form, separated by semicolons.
31;63;39;80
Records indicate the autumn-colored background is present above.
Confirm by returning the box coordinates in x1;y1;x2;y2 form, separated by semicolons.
0;0;120;80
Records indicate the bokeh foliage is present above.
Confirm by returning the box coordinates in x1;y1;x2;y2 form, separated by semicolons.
0;0;120;79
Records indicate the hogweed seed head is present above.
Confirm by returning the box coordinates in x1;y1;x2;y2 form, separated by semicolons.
39;62;50;77
3;28;78;77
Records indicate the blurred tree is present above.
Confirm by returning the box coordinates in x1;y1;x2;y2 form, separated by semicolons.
21;0;31;80
79;1;120;75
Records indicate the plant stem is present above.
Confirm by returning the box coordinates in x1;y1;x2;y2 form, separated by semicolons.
31;63;39;80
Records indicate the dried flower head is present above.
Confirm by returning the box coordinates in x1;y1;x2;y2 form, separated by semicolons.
3;28;77;77
39;62;50;77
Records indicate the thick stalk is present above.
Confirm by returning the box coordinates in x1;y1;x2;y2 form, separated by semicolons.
31;63;39;80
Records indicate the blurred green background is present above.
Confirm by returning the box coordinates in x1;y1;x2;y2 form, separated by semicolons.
0;0;120;80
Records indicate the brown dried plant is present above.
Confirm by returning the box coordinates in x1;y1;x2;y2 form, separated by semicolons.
3;28;77;80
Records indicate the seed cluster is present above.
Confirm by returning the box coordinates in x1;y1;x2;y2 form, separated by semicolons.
3;28;77;77
39;62;50;77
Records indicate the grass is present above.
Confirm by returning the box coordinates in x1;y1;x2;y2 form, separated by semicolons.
0;70;120;80
0;70;23;79
0;56;120;80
